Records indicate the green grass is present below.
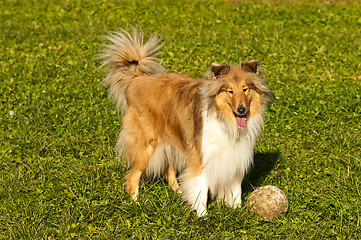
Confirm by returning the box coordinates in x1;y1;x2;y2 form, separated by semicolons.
1;0;361;238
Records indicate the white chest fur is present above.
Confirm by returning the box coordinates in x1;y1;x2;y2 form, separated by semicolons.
201;111;263;193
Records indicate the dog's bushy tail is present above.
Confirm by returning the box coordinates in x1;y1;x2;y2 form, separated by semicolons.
101;28;165;111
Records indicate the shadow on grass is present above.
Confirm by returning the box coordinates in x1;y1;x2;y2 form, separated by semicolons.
242;151;280;196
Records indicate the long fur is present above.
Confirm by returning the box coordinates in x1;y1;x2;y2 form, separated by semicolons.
101;29;273;216
100;28;165;111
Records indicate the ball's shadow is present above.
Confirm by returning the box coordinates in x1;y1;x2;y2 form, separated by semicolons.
242;151;280;196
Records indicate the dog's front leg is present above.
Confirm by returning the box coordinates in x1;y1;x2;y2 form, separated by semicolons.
180;168;208;217
223;180;243;208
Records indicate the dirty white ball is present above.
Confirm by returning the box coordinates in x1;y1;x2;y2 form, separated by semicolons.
248;185;288;221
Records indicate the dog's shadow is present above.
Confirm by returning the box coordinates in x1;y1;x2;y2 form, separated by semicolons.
242;151;280;196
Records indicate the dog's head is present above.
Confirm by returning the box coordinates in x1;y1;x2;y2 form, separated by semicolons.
206;61;274;129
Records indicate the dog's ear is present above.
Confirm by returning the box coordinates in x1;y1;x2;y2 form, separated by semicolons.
241;60;260;74
210;63;230;78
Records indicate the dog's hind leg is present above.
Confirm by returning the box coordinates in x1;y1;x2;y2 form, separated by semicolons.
125;140;158;200
122;109;159;201
164;166;181;193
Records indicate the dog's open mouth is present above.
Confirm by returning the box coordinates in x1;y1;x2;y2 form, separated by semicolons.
234;113;247;129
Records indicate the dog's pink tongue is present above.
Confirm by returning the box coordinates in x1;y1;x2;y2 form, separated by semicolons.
236;117;247;129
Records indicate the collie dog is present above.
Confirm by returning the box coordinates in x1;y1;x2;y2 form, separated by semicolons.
101;29;273;216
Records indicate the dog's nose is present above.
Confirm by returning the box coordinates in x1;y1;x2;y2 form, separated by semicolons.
237;106;247;115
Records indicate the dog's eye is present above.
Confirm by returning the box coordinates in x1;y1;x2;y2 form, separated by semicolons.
227;90;234;94
243;88;248;92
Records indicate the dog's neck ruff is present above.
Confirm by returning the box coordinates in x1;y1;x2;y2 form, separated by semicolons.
200;109;263;194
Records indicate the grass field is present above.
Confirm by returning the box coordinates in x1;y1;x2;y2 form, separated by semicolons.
1;0;361;238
